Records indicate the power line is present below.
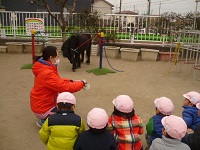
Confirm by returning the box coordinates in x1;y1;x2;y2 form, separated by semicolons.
118;0;195;14
121;0;192;7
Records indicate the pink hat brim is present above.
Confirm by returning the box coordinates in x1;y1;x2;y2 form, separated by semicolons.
196;103;200;109
183;94;190;100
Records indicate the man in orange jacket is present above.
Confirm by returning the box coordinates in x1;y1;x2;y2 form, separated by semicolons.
30;46;87;127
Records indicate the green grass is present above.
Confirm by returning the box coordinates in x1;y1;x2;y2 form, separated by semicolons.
21;63;33;69
86;68;116;75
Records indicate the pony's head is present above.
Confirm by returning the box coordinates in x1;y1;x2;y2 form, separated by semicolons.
61;39;73;64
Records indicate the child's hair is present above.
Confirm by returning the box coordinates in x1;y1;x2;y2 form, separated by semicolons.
165;133;174;139
88;125;107;134
57;102;74;110
35;46;58;62
113;106;135;119
156;111;167;116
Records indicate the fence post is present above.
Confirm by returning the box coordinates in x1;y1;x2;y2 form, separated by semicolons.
0;29;6;38
11;12;17;37
131;34;134;43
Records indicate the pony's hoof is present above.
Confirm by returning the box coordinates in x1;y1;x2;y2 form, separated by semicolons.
86;60;90;64
72;69;76;72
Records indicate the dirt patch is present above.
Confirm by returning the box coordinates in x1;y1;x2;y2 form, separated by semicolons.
0;53;199;150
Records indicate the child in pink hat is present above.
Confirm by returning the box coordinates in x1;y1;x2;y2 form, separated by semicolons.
74;108;117;150
145;97;174;148
39;92;85;150
149;115;190;150
182;91;200;130
107;95;144;150
186;102;200;150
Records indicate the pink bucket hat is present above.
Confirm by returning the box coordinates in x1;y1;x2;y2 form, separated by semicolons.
57;92;76;104
154;97;174;115
87;108;108;129
183;91;200;105
112;95;134;113
161;115;187;140
196;103;200;109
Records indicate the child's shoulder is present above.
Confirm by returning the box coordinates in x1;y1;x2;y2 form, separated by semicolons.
133;114;143;121
72;113;82;119
182;106;198;113
152;114;164;119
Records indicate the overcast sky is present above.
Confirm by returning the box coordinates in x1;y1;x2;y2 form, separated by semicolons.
106;0;200;15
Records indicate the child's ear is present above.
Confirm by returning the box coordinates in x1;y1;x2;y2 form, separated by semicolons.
162;127;167;136
71;105;75;110
49;56;53;62
155;108;160;114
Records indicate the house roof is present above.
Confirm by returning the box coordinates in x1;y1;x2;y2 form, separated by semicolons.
93;0;114;7
116;10;138;15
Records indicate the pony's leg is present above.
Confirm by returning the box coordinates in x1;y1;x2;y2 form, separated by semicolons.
76;53;81;68
86;45;91;64
72;56;77;71
77;56;81;68
81;51;84;63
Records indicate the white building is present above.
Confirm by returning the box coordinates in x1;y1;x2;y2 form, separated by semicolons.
91;0;114;14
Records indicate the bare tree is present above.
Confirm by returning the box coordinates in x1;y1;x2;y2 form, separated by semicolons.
76;10;100;33
29;0;77;41
185;12;200;30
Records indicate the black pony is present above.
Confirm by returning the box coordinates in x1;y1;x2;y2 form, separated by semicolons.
61;34;92;71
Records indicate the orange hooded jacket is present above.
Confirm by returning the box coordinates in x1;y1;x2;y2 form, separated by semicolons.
30;59;84;114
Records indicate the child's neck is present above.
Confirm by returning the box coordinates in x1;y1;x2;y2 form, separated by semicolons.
59;108;73;111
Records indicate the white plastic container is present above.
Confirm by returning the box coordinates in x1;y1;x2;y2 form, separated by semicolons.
140;48;159;61
120;48;139;61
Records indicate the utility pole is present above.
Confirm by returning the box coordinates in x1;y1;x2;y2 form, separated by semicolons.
159;1;161;16
119;0;122;31
146;0;151;34
120;0;122;14
134;5;135;12
194;0;200;30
